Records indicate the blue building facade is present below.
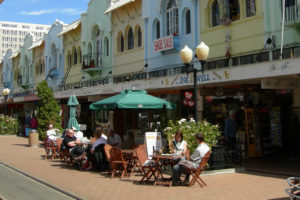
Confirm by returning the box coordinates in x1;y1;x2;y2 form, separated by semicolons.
142;0;199;72
44;20;65;90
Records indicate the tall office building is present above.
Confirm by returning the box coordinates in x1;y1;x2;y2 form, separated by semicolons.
0;21;51;61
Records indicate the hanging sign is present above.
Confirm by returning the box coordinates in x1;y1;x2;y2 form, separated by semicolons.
153;35;174;52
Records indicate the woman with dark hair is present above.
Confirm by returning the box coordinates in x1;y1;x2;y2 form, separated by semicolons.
170;130;187;156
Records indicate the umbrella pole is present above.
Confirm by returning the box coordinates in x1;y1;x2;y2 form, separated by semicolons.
132;110;135;132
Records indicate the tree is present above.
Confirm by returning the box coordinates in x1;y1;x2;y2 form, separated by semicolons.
36;80;62;139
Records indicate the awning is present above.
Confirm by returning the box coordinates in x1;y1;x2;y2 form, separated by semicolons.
57;19;81;36
104;0;135;14
27;39;44;50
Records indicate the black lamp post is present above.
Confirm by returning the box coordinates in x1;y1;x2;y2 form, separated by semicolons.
180;42;209;122
2;88;10;116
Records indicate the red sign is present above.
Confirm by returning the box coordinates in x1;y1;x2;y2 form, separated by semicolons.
153;35;174;52
188;100;195;107
184;91;193;100
183;99;188;106
24;94;39;102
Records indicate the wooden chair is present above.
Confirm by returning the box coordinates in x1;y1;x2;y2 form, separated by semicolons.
135;145;159;183
56;138;69;161
104;144;113;174
110;147;129;179
44;138;58;160
181;151;211;187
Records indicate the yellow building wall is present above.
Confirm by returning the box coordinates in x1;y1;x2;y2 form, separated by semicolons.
200;0;265;60
112;0;144;76
32;43;45;88
62;24;82;84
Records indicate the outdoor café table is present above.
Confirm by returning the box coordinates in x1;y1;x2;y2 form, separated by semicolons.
152;154;184;187
122;149;140;176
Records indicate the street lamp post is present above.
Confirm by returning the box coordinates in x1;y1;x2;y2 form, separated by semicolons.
2;88;10;116
180;42;209;122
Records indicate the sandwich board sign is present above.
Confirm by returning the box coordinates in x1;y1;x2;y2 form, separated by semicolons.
144;132;162;158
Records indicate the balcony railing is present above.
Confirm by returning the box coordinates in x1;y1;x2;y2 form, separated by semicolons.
82;53;103;70
57;46;300;92
284;4;300;26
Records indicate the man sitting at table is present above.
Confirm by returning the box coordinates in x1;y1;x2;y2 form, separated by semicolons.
107;128;122;148
171;133;209;186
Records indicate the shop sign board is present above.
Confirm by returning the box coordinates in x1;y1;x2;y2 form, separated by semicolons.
261;79;300;89
153;35;174;52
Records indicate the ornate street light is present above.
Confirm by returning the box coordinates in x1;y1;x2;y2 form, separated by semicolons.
2;88;10;116
180;42;209;122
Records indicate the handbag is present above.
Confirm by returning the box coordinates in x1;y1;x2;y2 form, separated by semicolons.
71;145;85;156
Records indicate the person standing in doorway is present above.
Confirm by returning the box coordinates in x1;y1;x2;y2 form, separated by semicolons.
224;110;238;150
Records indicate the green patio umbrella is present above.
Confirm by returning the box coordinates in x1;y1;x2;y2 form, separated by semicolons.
89;89;176;110
67;95;80;131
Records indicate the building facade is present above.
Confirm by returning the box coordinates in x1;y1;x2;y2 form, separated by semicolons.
0;21;50;62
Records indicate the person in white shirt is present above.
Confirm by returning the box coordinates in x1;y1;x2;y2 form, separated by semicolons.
172;133;210;186
72;126;84;142
46;124;58;141
107;128;122;148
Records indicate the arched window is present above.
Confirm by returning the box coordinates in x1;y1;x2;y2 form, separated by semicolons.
40;60;43;74
212;0;220;27
246;0;256;17
78;47;82;63
73;48;77;65
104;37;109;56
127;27;134;50
223;0;240;22
118;32;124;52
185;9;191;34
155;20;160;39
67;51;72;67
138;27;142;47
166;0;179;36
50;43;57;68
88;43;92;64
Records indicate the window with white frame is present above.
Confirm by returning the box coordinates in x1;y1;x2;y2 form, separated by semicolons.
212;0;220;27
154;19;160;39
166;0;179;36
127;27;134;50
246;0;256;17
185;9;191;34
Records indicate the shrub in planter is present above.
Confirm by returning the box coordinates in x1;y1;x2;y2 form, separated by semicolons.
163;118;221;154
0;114;19;135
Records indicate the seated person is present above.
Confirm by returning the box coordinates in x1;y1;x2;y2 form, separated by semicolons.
170;131;187;156
121;130;135;149
62;128;84;159
47;124;59;141
172;133;209;186
107;128;122;148
72;126;84;142
77;128;107;170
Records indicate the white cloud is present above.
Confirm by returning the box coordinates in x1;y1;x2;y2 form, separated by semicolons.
20;8;83;16
61;8;83;15
21;9;55;16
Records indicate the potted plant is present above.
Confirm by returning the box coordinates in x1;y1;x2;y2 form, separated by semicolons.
163;118;221;154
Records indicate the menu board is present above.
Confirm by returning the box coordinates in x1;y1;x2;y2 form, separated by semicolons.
144;132;162;158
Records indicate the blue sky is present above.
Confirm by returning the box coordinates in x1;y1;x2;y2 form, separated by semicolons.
0;0;89;25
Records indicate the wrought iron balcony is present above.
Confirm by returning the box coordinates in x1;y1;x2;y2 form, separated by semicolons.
82;53;103;70
284;4;300;28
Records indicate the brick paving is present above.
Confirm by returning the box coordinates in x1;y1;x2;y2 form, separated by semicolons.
0;136;290;200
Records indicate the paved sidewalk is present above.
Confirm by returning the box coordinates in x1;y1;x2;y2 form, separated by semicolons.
0;136;290;200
